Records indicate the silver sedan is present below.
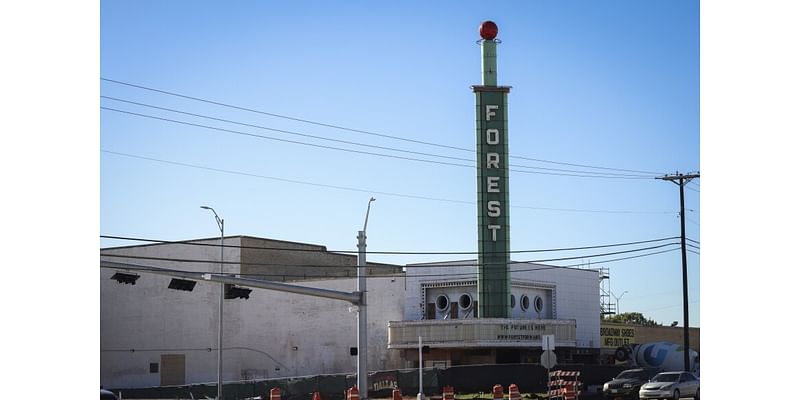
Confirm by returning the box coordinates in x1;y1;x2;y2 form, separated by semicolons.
639;371;699;400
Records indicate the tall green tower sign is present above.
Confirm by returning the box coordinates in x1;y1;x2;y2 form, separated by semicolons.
473;21;511;318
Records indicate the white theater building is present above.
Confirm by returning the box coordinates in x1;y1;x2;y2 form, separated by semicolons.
100;236;600;389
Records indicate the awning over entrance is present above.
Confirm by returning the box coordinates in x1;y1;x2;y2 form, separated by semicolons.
388;318;576;349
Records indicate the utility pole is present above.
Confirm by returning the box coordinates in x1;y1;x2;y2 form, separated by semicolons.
658;172;699;372
357;197;376;400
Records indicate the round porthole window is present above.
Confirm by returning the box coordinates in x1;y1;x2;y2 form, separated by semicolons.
510;294;516;309
534;296;544;313
520;294;530;311
459;293;473;310
436;294;450;312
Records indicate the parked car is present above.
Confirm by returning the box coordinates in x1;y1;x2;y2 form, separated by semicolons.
639;371;699;400
602;367;662;399
100;388;119;400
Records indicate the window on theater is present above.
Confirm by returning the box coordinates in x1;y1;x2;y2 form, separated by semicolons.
426;303;436;319
533;296;544;313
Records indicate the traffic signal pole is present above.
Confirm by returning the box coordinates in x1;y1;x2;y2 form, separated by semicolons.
658;172;699;372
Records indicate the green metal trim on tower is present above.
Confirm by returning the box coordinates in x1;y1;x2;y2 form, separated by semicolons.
481;39;497;86
473;23;511;318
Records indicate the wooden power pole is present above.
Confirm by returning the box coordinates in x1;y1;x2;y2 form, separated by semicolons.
658;171;699;372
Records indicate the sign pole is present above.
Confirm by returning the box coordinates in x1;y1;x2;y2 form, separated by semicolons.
541;335;556;396
546;337;551;396
417;336;424;400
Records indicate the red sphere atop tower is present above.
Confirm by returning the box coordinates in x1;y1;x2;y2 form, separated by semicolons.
479;21;498;40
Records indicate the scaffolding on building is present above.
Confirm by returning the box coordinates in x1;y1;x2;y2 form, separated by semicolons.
599;267;617;316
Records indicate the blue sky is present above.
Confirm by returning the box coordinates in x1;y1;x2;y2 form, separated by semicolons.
100;1;700;326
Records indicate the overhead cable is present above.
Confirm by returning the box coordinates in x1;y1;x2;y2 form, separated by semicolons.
101;77;666;175
100;234;680;255
101;246;681;280
101;96;651;178
101;150;675;215
101;106;654;180
99;241;680;268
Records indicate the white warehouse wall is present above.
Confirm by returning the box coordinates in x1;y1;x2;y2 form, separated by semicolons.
100;239;406;389
101;238;242;388
101;241;599;390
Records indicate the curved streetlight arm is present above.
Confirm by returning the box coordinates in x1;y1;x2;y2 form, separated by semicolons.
362;197;376;233
201;206;223;232
611;290;628;302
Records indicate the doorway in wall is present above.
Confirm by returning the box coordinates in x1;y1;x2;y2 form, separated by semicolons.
495;349;520;364
160;354;186;386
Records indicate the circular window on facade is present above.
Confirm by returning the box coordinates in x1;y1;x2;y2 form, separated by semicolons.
510;294;516;309
459;293;473;310
520;294;530;311
534;296;544;313
436;294;450;312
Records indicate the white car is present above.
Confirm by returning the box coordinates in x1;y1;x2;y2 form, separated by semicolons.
639;371;699;400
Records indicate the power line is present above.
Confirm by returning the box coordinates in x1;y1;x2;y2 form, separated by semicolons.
101;150;675;215
101;96;652;178
511;247;681;273
686;237;699;245
101;107;469;169
100;241;680;268
102;246;681;280
100;234;679;255
515;242;679;264
101;77;667;175
101;106;654;180
641;300;699;313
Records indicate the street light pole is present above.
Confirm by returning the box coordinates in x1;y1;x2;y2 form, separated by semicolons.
612;290;628;314
201;206;224;400
356;197;375;400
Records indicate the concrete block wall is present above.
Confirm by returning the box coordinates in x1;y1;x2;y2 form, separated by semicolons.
101;237;244;388
101;238;406;389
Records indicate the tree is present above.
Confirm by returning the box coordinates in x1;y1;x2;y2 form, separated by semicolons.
603;312;662;326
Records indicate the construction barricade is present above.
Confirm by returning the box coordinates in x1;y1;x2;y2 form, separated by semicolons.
548;371;581;400
393;387;402;400
270;387;281;400
346;385;359;400
492;384;504;400
442;385;455;400
507;384;521;400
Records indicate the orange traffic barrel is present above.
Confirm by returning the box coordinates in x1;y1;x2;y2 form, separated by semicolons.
492;384;503;400
443;385;455;400
347;385;359;400
270;387;281;400
508;384;521;400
